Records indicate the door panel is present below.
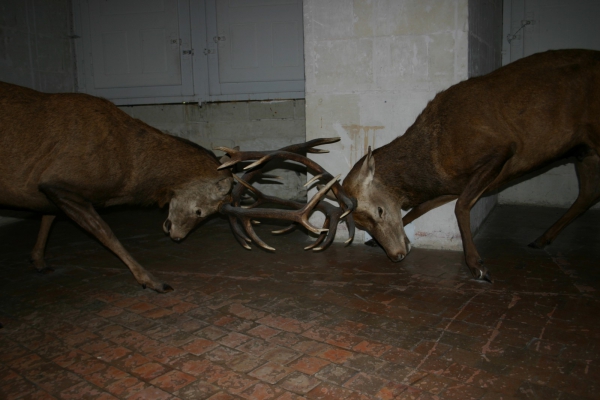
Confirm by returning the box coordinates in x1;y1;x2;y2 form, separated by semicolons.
89;0;182;88
209;0;304;95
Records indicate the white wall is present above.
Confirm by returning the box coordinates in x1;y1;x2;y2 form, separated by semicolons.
304;0;503;250
500;0;600;210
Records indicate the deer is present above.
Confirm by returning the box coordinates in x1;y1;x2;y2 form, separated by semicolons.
341;49;600;282
0;81;235;292
0;81;355;293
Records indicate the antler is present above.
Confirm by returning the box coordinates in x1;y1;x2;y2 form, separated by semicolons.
216;137;356;252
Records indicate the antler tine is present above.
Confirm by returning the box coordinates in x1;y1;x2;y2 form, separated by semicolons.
243;155;271;171
240;217;276;251
303;197;355;250
260;174;283;180
215;146;241;170
279;137;340;154
272;224;296;235
304;220;329;250
228;215;253;250
232;173;258;192
345;214;355;245
296;175;341;234
218;137;341;172
306;202;343;251
304;174;324;188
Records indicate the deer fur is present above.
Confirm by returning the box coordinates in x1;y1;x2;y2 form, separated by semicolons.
343;49;600;281
0;82;232;292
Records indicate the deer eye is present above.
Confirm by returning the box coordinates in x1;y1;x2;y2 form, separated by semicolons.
378;207;384;218
195;209;202;217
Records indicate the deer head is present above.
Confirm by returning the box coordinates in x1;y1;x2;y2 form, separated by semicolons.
163;172;233;241
343;147;411;261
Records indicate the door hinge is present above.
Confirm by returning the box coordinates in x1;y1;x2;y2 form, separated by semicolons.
203;48;216;55
213;36;226;43
182;49;194;55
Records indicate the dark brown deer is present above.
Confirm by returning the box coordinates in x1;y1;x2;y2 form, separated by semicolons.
0;81;235;292
341;49;600;281
0;81;353;292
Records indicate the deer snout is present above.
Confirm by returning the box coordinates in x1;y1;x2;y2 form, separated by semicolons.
164;219;185;242
387;240;412;262
390;253;406;262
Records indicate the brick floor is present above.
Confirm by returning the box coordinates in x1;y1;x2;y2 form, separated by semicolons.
1;205;599;399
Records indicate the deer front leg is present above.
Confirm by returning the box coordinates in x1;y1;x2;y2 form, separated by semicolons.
455;198;488;281
455;155;511;282
31;215;56;273
39;185;173;293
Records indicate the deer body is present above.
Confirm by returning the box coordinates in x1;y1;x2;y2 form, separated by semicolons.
343;49;600;280
0;82;232;292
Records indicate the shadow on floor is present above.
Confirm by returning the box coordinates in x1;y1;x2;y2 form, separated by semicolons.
0;205;598;399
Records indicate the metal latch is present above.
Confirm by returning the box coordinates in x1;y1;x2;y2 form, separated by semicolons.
213;36;226;43
183;49;194;55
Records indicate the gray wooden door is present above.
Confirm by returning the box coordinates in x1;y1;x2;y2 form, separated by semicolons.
78;0;194;103
208;0;304;97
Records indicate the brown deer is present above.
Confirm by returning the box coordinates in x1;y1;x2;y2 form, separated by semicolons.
0;81;235;292
341;49;600;281
0;81;354;292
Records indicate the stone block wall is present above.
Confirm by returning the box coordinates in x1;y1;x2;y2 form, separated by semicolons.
304;0;471;250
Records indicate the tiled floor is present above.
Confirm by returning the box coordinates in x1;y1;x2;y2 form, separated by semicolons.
0;205;599;400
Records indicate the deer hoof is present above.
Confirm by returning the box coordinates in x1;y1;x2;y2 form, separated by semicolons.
473;267;493;283
467;261;492;283
482;271;493;283
528;238;548;249
39;266;55;274
470;272;492;283
31;259;54;274
142;282;174;293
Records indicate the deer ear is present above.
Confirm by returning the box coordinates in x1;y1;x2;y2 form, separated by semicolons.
359;146;375;187
215;176;232;196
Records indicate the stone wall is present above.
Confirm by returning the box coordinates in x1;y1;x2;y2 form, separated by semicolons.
304;0;471;250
